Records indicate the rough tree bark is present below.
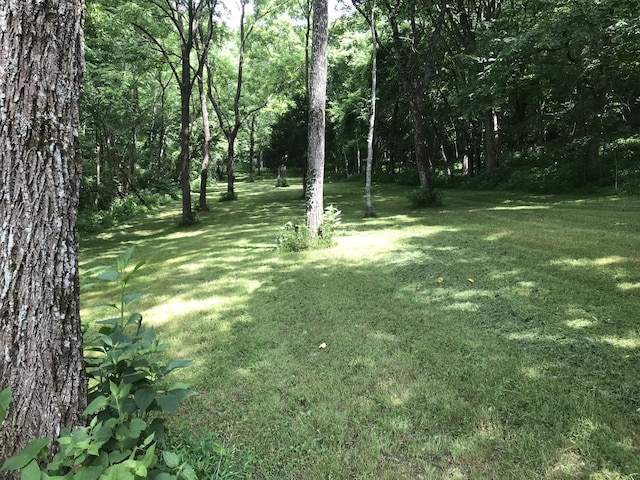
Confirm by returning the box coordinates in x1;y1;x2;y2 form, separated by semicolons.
0;0;87;469
306;0;329;235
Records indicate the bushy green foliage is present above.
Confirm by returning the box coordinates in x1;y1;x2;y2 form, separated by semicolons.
78;210;115;235
275;222;314;252
0;247;253;479
276;205;342;252
78;190;177;236
157;429;254;479
406;188;443;208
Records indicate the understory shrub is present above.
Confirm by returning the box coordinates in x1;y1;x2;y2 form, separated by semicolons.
276;205;342;252
406;188;443;208
0;247;253;479
78;190;177;236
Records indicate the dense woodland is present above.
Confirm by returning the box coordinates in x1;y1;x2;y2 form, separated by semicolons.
80;0;640;228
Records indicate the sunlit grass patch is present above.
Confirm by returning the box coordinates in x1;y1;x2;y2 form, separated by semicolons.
79;181;640;479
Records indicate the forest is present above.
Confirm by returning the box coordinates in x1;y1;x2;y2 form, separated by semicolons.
2;0;640;478
79;0;640;229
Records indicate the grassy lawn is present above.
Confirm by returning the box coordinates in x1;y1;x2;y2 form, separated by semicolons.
79;180;640;479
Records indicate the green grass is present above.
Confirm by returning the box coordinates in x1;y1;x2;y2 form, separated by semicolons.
79;180;640;479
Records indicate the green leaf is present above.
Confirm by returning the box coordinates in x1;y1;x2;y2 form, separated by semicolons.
161;360;193;375
156;394;179;413
165;388;196;403
126;313;142;328
166;383;191;391
150;473;175;480
108;450;129;464
128;418;147;439
141;442;156;469
162;451;181;469
101;462;135;480
72;466;103;480
123;293;142;305
181;465;198;480
83;395;109;415
134;388;156;411
1;437;50;471
20;459;41;480
118;247;136;270
97;270;120;282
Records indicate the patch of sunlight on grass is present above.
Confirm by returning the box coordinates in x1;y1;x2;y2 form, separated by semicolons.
490;269;522;280
551;256;628;267
618;282;640;291
379;380;413;408
546;450;586;478
486;205;550;211
164;229;207;240
565;318;596;329
452;289;492;299
145;296;228;325
370;331;397;343
445;302;480;312
597;336;640;349
234;367;253;378
336;232;396;257
485;231;511;241
522;365;544;379
337;225;457;261
513;281;537;296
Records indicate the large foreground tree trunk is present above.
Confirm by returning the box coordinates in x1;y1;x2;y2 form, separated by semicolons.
306;0;329;235
0;0;87;469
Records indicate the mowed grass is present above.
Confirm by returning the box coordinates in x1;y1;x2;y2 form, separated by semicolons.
79;180;640;479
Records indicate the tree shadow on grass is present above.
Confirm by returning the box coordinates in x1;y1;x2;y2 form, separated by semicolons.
80;185;640;479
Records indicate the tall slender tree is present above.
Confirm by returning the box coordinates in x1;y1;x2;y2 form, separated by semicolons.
0;0;87;470
306;0;329;234
135;0;217;224
364;0;378;217
381;0;447;197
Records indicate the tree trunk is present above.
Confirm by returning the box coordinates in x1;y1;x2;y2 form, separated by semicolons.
227;137;236;196
198;72;211;211
364;0;377;218
410;84;434;194
0;0;87;470
179;51;194;222
302;0;312;198
484;108;499;173
306;0;329;235
248;115;256;182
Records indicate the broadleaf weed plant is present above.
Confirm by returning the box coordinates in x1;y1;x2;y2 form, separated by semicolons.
0;247;253;479
276;205;342;252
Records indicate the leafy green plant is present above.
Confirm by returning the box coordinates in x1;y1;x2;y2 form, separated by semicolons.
0;247;197;479
276;205;341;252
275;221;314;252
156;429;254;479
406;188;443;208
317;205;341;247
